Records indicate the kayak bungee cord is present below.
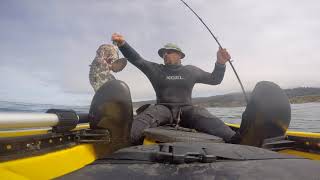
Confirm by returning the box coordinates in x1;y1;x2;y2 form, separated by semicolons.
179;0;249;103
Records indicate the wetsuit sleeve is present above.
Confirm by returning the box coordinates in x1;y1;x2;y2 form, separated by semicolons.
118;42;155;73
193;63;226;85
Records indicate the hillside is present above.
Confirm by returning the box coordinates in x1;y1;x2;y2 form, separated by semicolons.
133;87;320;108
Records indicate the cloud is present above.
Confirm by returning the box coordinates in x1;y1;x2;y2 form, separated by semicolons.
0;0;320;105
0;65;92;105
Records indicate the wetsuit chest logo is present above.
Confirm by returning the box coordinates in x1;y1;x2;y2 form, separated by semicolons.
166;76;184;80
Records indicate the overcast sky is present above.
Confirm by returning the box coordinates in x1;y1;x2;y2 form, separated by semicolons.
0;0;319;105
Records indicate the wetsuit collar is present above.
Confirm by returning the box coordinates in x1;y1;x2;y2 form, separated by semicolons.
164;64;182;68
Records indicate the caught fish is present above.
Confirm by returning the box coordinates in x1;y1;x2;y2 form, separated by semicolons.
89;44;127;92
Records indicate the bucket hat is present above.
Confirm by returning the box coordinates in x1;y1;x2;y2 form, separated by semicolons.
158;43;185;59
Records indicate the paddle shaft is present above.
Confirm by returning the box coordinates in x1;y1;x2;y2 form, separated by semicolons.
0;112;89;129
179;0;249;103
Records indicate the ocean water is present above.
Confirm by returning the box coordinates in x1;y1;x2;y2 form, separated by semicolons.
0;101;319;133
207;102;320;133
0;101;90;113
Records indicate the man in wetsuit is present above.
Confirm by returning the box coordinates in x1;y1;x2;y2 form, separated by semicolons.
112;33;236;144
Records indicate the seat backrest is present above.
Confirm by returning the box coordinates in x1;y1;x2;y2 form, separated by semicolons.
239;81;291;147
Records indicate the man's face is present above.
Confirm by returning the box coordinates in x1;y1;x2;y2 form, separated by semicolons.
163;50;182;65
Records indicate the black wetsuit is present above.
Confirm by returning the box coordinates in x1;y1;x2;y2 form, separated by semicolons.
119;42;235;144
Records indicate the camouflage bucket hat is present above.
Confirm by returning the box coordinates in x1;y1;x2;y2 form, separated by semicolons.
158;43;185;59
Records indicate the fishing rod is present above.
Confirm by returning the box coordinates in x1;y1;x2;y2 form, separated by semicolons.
179;0;249;103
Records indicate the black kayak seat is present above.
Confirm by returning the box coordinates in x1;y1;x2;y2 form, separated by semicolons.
143;126;224;143
237;81;291;147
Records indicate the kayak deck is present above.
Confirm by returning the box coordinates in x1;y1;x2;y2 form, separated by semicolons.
60;142;320;180
0;123;320;179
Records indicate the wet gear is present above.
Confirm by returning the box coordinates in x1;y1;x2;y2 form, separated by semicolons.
119;42;226;105
118;42;234;144
158;43;185;59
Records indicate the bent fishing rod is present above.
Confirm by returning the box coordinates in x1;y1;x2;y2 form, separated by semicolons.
179;0;249;103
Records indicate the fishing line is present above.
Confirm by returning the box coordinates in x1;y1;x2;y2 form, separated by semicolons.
179;0;249;103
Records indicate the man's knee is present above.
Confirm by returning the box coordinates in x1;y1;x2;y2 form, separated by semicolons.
135;104;172;125
130;104;172;144
183;106;224;126
183;106;235;141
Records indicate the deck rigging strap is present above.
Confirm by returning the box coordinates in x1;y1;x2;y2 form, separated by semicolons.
179;0;249;103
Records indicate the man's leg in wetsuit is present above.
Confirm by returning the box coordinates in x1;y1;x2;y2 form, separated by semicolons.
131;105;172;145
180;106;235;142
